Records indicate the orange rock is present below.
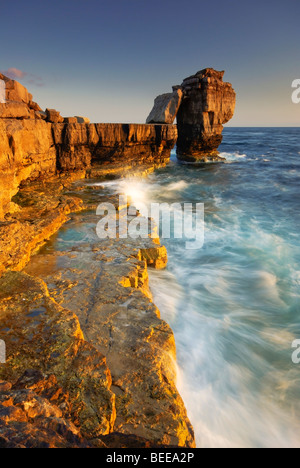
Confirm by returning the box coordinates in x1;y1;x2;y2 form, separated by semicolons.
45;108;64;123
0;101;30;119
0;271;116;439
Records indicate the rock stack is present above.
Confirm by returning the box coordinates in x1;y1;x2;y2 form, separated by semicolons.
146;68;236;162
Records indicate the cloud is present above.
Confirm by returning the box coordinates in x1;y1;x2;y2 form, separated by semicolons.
1;67;26;80
1;68;45;87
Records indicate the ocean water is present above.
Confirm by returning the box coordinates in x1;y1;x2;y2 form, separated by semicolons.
118;128;300;448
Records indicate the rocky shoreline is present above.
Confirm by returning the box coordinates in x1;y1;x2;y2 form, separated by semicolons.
0;178;195;448
0;68;235;448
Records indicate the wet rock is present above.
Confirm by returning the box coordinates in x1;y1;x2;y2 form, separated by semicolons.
0;372;92;447
0;177;84;275
24;201;195;448
0;382;12;393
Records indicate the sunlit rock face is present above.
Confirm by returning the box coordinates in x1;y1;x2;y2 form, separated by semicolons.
0;119;57;219
176;68;236;162
52;123;178;172
146;89;183;124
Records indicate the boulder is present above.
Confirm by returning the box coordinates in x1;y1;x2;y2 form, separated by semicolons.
146;89;183;124
0;73;43;120
29;101;42;112
46;108;64;124
38;111;47;120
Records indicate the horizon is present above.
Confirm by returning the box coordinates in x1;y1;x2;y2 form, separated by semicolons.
1;0;299;126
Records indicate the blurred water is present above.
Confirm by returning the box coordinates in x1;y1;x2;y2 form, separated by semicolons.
118;128;300;448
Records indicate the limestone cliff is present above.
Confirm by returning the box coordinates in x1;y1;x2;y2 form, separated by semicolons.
52;122;177;172
0;73;177;220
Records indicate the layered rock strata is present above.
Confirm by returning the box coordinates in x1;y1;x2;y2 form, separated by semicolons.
52;123;177;172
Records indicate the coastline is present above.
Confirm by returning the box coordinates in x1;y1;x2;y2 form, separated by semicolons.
0;168;196;448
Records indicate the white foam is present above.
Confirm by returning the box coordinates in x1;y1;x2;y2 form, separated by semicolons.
220;152;247;162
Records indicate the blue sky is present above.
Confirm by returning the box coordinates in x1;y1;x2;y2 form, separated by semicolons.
1;0;299;126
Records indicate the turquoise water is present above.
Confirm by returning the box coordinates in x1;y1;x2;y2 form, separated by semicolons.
120;128;300;448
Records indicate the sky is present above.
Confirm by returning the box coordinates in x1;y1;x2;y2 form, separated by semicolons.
0;0;299;126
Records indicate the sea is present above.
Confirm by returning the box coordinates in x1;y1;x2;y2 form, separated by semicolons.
118;128;300;448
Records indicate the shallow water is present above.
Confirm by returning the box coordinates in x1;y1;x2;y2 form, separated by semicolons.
116;128;300;448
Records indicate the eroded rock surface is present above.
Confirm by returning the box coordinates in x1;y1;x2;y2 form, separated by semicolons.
0;371;94;448
0;272;116;439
